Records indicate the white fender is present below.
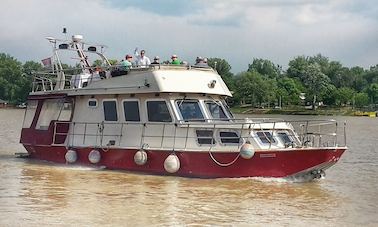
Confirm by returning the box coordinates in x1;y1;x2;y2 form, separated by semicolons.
134;150;148;166
240;143;255;159
164;154;180;173
88;149;101;164
65;150;77;163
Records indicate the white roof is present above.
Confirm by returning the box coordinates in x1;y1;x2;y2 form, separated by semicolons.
64;66;232;97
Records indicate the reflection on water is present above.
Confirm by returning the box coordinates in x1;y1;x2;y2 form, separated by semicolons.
1;109;378;226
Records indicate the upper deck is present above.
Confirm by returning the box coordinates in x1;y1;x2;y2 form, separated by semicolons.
31;65;232;97
31;34;232;98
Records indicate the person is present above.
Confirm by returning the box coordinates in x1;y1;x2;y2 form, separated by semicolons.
170;54;181;65
134;48;151;67
120;54;133;70
194;56;208;67
151;56;160;65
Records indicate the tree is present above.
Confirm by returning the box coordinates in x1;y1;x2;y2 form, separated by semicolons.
207;58;234;89
335;87;355;106
0;53;23;103
248;58;281;78
366;83;378;104
276;77;303;106
354;92;369;108
301;63;331;109
287;56;309;80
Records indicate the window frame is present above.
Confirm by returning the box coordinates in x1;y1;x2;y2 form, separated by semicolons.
204;100;230;121
218;130;243;146
175;99;206;122
122;99;141;122
196;129;216;145
254;130;277;145
102;99;119;122
145;99;173;123
87;98;98;108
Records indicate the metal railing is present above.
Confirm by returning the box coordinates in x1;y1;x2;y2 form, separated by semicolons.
52;118;346;151
31;64;215;92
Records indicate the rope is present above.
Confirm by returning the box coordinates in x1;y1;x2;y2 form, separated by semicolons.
208;150;240;167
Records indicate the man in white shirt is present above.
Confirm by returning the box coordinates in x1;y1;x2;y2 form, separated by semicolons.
134;48;151;67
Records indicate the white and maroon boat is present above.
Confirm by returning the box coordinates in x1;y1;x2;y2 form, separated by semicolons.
19;35;347;181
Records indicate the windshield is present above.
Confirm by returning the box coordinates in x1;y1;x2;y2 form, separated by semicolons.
205;100;228;120
177;100;204;121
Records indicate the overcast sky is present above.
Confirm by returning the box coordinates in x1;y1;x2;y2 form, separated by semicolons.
0;0;377;73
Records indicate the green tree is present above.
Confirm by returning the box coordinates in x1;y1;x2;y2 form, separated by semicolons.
276;77;303;106
0;53;23;103
207;58;234;90
302;63;331;109
335;87;355;105
354;92;369;108
366;83;378;104
248;58;281;78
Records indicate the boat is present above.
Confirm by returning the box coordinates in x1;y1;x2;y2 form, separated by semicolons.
19;34;347;181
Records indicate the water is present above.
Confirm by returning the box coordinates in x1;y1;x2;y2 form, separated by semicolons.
0;109;377;226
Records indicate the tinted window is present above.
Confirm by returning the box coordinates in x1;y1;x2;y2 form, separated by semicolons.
220;131;240;144
278;132;292;144
206;101;227;119
177;100;204;121
196;130;215;144
88;100;97;107
256;131;275;144
147;101;172;122
103;101;118;121
123;101;140;121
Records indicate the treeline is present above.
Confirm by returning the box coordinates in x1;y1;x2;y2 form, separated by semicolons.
207;55;378;110
0;52;377;110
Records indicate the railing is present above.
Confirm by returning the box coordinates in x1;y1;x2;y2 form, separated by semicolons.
31;64;214;92
52;119;347;151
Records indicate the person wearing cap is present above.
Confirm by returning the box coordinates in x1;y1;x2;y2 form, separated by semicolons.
151;56;160;65
170;54;181;65
194;56;208;67
120;54;133;69
134;48;151;67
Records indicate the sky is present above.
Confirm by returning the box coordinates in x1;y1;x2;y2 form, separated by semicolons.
0;0;377;73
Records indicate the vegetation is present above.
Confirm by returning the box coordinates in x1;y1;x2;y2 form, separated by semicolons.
209;54;377;112
0;52;377;113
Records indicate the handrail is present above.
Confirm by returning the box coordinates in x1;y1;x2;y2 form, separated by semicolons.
52;119;347;149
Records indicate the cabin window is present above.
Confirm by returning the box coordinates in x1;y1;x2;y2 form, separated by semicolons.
176;100;204;121
256;131;276;144
219;131;241;144
221;100;234;118
277;132;292;144
147;101;172;122
22;100;38;128
196;130;215;145
36;99;71;130
103;100;118;121
88;99;98;108
205;101;228;120
123;100;140;122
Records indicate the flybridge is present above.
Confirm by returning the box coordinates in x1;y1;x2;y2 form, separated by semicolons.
31;34;232;97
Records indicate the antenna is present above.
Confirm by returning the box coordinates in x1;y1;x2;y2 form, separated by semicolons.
62;27;68;40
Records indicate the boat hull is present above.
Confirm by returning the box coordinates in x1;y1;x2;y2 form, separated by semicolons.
22;145;346;179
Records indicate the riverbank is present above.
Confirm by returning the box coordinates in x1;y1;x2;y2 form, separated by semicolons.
231;106;377;117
